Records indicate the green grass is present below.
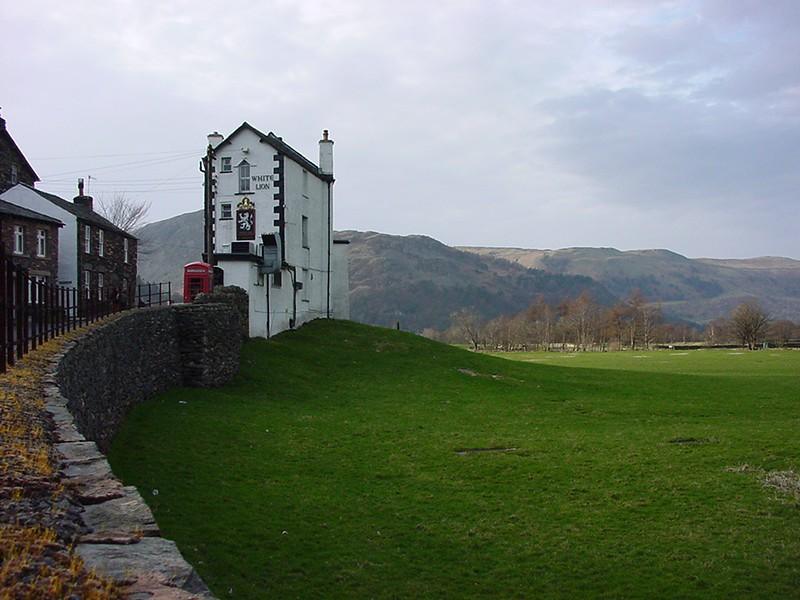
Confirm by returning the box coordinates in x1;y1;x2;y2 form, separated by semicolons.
108;320;800;599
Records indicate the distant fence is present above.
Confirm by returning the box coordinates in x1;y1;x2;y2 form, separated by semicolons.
135;282;172;308
0;248;171;373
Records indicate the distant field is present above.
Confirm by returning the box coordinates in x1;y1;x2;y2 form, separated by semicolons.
490;347;800;376
108;321;800;599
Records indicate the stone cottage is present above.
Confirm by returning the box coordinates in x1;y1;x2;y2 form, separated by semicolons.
0;198;62;283
0;182;138;301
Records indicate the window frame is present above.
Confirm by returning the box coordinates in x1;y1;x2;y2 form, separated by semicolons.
123;238;129;264
220;203;233;220
83;270;91;298
84;225;91;254
97;272;104;294
302;215;309;249
98;229;105;257
36;229;47;257
220;157;232;173
238;161;251;193
13;225;24;255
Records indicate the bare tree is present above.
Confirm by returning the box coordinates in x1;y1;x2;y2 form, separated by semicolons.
730;301;770;349
451;308;483;351
97;193;151;233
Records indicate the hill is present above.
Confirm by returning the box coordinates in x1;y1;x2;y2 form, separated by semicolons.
137;209;204;289
460;246;800;323
342;230;613;330
136;212;614;330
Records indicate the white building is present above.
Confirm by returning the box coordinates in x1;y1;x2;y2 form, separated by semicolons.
204;123;349;337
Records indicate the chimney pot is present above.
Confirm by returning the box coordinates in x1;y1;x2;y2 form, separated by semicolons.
319;129;334;175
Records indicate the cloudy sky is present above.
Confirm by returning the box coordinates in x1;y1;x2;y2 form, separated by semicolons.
2;0;798;258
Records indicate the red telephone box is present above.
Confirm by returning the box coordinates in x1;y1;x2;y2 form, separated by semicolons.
183;262;214;303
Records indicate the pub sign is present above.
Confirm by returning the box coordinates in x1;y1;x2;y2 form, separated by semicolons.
236;197;256;240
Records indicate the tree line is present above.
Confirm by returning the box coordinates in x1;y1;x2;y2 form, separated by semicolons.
423;292;800;351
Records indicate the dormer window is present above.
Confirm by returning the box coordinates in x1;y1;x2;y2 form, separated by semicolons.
221;157;232;173
238;160;251;193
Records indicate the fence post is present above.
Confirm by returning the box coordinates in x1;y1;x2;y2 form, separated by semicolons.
0;253;5;374
30;277;38;352
16;268;25;359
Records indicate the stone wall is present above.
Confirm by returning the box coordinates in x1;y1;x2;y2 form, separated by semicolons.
194;285;249;340
57;303;241;453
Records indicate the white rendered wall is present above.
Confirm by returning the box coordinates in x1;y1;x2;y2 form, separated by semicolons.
331;244;350;320
0;185;79;286
211;129;343;337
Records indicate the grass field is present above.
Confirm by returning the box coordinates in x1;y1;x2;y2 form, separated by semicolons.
108;320;800;599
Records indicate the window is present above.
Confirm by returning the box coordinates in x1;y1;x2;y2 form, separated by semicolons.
98;230;105;257
84;225;91;254
97;273;104;295
238;161;251;192
123;238;129;264
13;225;23;255
272;271;282;288
36;229;47;257
220;203;232;220
10;164;18;185
221;157;232;173
83;270;91;298
302;216;309;248
302;268;309;302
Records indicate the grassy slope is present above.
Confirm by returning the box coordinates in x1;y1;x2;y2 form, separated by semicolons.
108;321;800;599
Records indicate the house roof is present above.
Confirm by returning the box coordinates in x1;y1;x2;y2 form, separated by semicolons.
0;120;40;183
16;183;137;239
214;122;334;183
0;199;63;226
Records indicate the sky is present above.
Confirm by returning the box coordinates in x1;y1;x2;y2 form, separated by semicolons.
2;0;798;259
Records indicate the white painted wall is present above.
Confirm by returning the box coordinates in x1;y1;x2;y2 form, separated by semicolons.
0;184;79;286
212;127;349;337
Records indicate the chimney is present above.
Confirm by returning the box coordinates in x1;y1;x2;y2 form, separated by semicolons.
207;131;223;148
319;129;334;175
74;178;94;211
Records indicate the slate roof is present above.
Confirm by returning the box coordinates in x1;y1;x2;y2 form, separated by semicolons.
0;198;63;225
214;122;334;183
16;183;137;239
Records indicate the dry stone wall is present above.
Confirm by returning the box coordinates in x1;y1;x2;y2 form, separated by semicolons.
57;304;241;452
43;302;242;597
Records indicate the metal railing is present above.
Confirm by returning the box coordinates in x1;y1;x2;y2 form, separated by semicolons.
0;247;170;373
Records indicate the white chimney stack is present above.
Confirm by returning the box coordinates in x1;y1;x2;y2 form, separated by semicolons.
207;131;223;148
319;129;334;175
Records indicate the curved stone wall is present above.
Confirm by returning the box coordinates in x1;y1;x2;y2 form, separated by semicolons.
44;304;241;597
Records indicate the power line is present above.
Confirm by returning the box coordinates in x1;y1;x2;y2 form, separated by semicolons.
41;152;199;178
32;149;198;160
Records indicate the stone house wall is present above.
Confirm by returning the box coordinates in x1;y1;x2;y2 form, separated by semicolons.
0;215;60;279
77;222;138;301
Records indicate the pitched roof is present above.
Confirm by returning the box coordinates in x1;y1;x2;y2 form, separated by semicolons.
0;122;40;183
214;122;334;182
17;183;137;239
0;199;63;225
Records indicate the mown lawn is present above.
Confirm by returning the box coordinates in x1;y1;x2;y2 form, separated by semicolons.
108;320;800;599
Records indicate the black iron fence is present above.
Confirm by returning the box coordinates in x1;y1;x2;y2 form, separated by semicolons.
0;248;171;373
135;282;172;308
